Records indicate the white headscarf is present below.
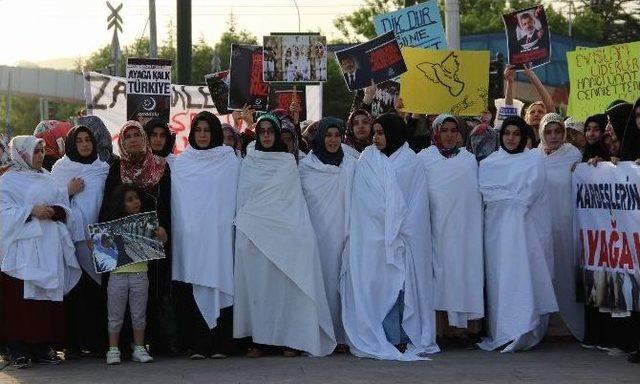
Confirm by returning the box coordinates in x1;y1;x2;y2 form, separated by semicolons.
8;135;45;172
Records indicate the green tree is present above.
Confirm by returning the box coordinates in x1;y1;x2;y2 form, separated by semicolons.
323;59;356;120
213;12;258;72
333;0;403;42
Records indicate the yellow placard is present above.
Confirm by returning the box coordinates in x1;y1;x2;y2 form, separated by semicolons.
399;48;490;115
567;41;640;121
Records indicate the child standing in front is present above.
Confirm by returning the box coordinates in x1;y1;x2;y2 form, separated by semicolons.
101;184;168;365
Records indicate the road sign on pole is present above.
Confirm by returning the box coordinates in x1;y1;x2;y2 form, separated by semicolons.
107;2;123;76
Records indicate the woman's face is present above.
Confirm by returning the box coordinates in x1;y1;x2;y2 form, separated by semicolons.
124;189;141;215
543;122;565;151
604;135;620;156
585;122;602;144
635;106;640;130
324;127;342;154
502;125;522;152
223;130;235;148
282;132;295;153
373;123;387;151
194;120;212;148
258;121;275;149
32;142;45;170
566;129;586;152
526;104;546;127
149;127;167;152
75;131;94;158
122;127;144;155
439;121;459;149
352;114;371;141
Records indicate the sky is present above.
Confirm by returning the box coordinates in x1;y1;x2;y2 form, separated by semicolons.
0;0;365;66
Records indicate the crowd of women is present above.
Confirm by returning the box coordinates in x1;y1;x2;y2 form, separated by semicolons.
0;65;639;369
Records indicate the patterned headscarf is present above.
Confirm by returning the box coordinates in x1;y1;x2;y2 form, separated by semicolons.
431;113;460;158
77;115;114;163
222;123;243;155
33;120;72;159
117;121;166;190
344;109;373;153
271;108;300;162
7;135;45;172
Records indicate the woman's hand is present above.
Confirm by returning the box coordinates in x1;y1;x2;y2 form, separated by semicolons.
503;65;516;84
240;104;255;127
31;205;55;220
289;94;302;125
155;226;168;244
68;177;85;196
363;80;377;105
611;156;620;165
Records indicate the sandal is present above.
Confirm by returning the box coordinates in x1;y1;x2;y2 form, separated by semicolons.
246;347;264;358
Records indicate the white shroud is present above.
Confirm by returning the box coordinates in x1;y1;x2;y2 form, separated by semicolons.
233;148;336;356
340;144;440;361
299;152;356;344
0;170;81;301
533;143;584;341
171;145;240;329
477;149;558;352
50;156;109;283
418;146;484;327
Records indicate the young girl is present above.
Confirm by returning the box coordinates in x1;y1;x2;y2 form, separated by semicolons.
103;183;167;365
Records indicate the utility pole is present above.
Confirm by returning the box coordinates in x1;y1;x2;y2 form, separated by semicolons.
107;2;123;76
149;0;158;58
444;0;460;50
177;0;192;84
5;71;12;137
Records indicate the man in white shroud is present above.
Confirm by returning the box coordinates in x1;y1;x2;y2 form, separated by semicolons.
417;114;484;344
340;113;439;361
533;113;584;341
299;117;356;346
478;116;558;352
234;113;336;357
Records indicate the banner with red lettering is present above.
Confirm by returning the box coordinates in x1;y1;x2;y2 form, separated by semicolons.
335;31;407;91
228;44;270;111
573;162;640;313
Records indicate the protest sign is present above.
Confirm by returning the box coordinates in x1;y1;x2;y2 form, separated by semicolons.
400;48;489;115
263;34;327;82
229;44;270;111
126;58;172;123
335;31;407;91
573;162;640;312
268;83;307;121
373;1;446;50
566;41;640;121
204;70;230;115
351;80;400;118
89;212;165;274
502;5;551;70
493;97;525;130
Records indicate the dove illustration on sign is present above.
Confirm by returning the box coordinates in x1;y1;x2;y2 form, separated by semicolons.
417;52;465;97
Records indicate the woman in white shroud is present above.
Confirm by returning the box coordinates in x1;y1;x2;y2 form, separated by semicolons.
233;113;336;358
533;113;584;342
478;116;558;353
340;113;439;361
171;111;240;359
299;117;356;347
417;114;484;347
50;125;109;356
0;135;81;368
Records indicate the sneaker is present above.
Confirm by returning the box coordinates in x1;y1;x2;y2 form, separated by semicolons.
189;352;206;360
210;353;228;359
11;356;30;369
131;346;153;363
606;347;627;356
106;348;121;365
34;348;62;365
580;343;598;350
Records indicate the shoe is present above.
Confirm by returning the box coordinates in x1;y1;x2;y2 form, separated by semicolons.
106;348;121;365
210;353;228;359
580;343;598;350
189;352;206;360
131;346;153;363
606;347;627;356
245;347;264;358
34;348;62;365
11;356;30;369
628;351;640;363
282;349;300;357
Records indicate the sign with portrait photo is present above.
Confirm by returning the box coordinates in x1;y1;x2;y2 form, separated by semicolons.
263;34;327;82
503;5;551;70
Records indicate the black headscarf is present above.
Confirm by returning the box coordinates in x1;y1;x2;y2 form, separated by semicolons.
255;113;288;153
373;113;408;157
500;116;530;154
313;117;345;166
189;111;223;150
143;118;175;157
65;125;98;164
606;102;635;160
582;113;610;162
344;109;373;153
619;98;640;161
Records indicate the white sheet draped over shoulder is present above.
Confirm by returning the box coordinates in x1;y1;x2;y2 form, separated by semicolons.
418;146;484;328
171;145;240;329
534;144;584;341
477;149;558;352
233;148;336;356
51;156;109;283
0;170;80;301
299;152;356;344
340;144;439;361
